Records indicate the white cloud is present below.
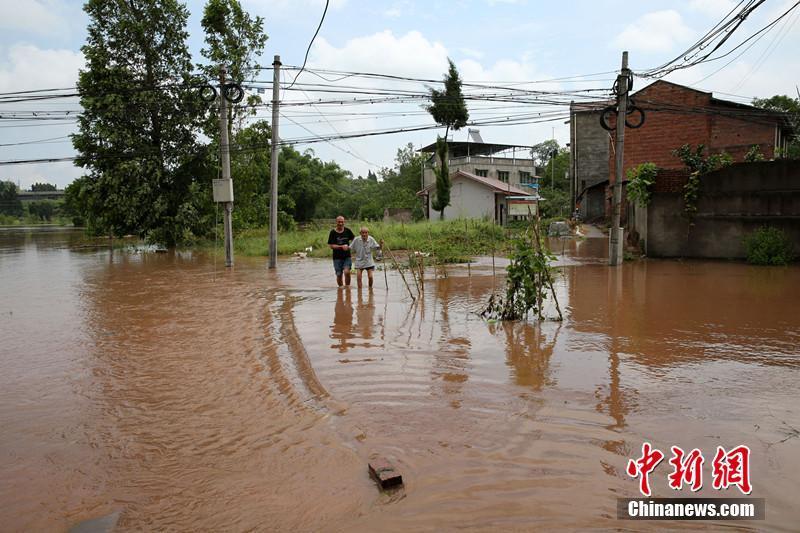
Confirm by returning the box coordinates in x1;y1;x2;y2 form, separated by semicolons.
457;47;484;60
0;44;83;92
613;10;694;53
0;0;64;35
311;30;450;79
384;8;402;18
0;45;84;188
276;29;567;178
687;0;737;18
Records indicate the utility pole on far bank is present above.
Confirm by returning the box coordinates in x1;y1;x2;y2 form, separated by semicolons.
219;65;234;267
269;55;281;269
609;51;629;266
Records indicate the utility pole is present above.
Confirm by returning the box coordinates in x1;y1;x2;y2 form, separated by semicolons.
268;55;281;269
609;51;629;266
551;127;556;191
219;65;234;267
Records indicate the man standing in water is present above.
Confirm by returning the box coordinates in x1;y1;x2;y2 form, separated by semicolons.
350;226;383;289
328;215;355;287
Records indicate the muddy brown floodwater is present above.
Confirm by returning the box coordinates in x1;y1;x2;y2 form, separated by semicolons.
1;228;799;531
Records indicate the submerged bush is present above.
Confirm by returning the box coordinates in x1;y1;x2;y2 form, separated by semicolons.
743;226;794;265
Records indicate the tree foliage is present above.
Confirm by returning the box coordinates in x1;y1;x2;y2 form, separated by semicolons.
430;137;450;219
30;183;57;192
200;0;267;83
673;144;732;224
427;59;468;219
200;0;267;132
0;181;22;217
427;59;469;138
626;162;658;207
28;201;57;222
72;0;208;244
753;94;800;159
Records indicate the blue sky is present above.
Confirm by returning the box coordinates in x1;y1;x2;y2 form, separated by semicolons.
1;0;799;188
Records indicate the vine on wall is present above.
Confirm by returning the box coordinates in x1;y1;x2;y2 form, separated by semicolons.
672;144;733;224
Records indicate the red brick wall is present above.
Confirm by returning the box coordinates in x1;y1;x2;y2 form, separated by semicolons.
652;168;689;193
608;81;779;187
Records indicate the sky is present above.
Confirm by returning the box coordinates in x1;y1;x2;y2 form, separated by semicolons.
1;0;799;189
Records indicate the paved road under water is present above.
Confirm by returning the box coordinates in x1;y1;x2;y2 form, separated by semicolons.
1;229;799;531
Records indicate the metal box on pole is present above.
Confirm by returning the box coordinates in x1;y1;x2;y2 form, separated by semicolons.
212;179;234;203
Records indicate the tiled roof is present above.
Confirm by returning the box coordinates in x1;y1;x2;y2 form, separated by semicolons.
418;170;532;196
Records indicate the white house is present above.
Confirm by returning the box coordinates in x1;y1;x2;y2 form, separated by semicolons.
418;170;538;224
416;133;542;224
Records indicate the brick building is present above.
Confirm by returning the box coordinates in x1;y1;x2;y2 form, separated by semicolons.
570;80;793;219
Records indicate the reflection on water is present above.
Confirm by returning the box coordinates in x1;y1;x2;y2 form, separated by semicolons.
1;228;799;531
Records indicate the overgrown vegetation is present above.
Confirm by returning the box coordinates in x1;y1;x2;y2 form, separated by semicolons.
753;94;800;159
673;144;733;224
427;59;468;219
626;162;658;207
481;222;562;322
744;145;765;162
743;226;795;265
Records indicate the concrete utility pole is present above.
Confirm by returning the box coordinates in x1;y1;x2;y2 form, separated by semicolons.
609;51;629;266
269;55;281;269
219;65;234;267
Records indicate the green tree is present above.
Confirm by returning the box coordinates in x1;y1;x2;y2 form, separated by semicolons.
752;94;800;114
28;200;56;222
30;182;57;192
427;59;469;219
72;0;208;244
430;138;450;219
0;181;22;217
753;94;800;159
280;146;350;221
200;0;267;132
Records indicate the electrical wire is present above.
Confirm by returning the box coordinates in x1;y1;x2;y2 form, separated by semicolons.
285;0;330;91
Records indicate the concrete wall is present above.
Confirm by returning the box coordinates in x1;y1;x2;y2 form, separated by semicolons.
439;176;496;221
571;107;610;219
645;160;800;258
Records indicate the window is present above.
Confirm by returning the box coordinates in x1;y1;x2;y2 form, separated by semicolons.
519;171;532;184
475;169;488;177
498;171;509;183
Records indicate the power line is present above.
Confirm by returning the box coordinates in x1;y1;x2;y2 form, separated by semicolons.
285;0;330;91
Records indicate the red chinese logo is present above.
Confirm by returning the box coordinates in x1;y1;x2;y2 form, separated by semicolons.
626;442;664;497
668;446;704;492
712;445;752;495
627;443;752;496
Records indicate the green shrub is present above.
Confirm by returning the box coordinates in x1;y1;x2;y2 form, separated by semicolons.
626;162;657;207
743;226;794;265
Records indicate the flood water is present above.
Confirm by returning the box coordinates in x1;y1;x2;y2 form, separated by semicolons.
1;229;799;531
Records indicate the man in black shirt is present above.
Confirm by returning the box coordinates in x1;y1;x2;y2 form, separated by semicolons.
327;215;355;287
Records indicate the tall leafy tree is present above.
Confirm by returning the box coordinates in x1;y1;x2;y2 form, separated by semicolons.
0;181;22;217
72;0;207;244
427;59;469;219
430;138;450;219
200;0;267;132
427;59;469;140
753;94;800;159
200;0;266;84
